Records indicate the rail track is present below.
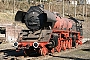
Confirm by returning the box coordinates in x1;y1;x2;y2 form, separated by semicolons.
0;40;89;60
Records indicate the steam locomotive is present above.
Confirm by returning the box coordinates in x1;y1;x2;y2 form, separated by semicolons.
14;4;83;56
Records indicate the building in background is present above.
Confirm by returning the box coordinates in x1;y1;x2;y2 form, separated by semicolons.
0;23;22;43
78;0;90;5
57;0;62;2
86;0;90;4
70;0;77;5
78;0;85;5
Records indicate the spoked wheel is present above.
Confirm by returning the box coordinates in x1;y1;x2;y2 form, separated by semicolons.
63;41;66;50
75;43;78;48
41;47;48;56
70;38;72;48
51;48;55;54
56;41;61;52
61;41;66;51
68;40;71;49
65;40;68;48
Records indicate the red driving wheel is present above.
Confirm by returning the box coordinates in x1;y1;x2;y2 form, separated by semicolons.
41;47;47;56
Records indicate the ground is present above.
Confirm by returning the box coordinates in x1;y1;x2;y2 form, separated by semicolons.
0;41;89;60
45;42;90;60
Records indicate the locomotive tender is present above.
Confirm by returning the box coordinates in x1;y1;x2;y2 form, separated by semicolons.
14;4;83;56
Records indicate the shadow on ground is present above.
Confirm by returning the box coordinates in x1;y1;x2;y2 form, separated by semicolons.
0;49;40;57
81;49;90;52
53;56;90;60
0;49;24;57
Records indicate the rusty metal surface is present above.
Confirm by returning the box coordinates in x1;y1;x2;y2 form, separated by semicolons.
19;30;52;42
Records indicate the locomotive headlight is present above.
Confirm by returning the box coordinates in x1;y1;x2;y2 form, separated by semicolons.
33;42;39;48
13;42;18;48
